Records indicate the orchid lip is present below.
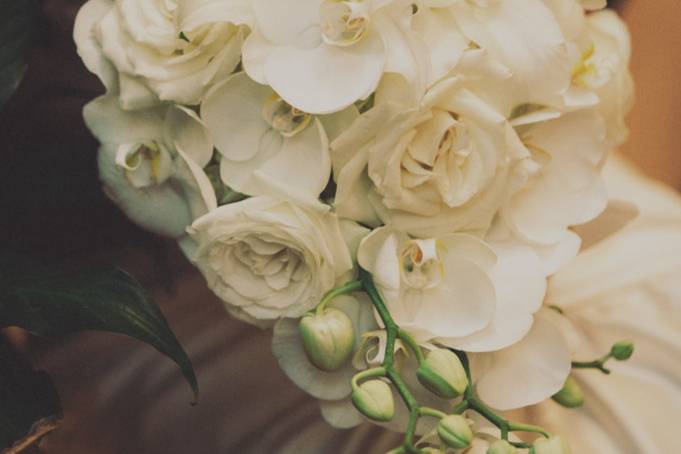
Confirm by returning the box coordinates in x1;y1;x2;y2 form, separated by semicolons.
320;0;370;47
262;94;313;138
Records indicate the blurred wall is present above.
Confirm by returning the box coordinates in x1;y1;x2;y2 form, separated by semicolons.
620;0;681;187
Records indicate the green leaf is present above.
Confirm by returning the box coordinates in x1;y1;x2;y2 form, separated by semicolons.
0;258;199;401
0;337;62;452
0;0;39;109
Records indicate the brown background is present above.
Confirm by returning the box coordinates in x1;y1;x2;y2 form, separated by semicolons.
1;1;679;453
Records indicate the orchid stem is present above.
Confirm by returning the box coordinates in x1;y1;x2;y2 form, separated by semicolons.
360;271;551;452
316;280;363;315
360;269;423;454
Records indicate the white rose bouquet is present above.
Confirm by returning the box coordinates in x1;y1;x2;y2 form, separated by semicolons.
75;0;637;451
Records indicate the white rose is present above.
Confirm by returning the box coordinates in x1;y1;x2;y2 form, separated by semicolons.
187;196;354;323
242;0;428;114
74;0;251;109
84;95;216;237
332;70;527;238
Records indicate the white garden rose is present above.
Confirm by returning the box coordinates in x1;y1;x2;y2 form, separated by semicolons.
242;0;428;114
187;196;354;324
74;0;251;109
201;72;358;205
84;95;216;237
332;69;527;237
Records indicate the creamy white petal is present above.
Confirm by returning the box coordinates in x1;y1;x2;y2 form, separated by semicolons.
73;0;117;90
98;145;192;237
262;33;385;114
83;95;164;143
473;311;571;410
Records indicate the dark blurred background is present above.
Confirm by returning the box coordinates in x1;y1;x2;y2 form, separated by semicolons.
1;0;680;453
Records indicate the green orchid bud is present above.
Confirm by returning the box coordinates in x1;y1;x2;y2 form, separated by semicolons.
487;440;517;454
299;308;354;371
530;436;572;454
422;448;446;454
611;340;634;361
552;376;584;408
352;380;395;422
416;349;468;398
437;415;473;449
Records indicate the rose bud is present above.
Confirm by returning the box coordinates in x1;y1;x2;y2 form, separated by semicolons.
552;376;585;408
299;308;354;371
352;380;395;422
417;349;468;398
487;440;517;454
437;415;473;449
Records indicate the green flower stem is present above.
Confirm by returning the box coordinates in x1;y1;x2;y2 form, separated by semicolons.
451;400;469;415
316;280;363;315
398;328;425;364
357;272;552;452
360;269;423;454
468;396;510;439
572;355;612;374
351;367;387;390
455;350;551;441
508;422;551;438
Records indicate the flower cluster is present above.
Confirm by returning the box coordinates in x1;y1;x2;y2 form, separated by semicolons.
76;0;634;451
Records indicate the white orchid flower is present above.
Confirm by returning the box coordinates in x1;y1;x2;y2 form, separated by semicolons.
84;95;216;237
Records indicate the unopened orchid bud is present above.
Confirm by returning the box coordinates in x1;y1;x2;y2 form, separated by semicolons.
299;308;354;371
416;349;468;398
552;376;584;408
611;341;634;361
530;436;572;454
487;440;517;454
437;415;473;449
422;448;446;454
352;380;395;422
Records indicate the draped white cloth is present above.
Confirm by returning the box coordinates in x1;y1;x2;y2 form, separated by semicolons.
39;154;681;453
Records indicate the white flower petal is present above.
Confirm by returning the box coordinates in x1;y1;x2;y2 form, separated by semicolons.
74;0;117;90
165;105;213;167
97;144;193;237
472;311;571;410
83;95;164;143
319;399;363;429
263;33;385;114
443;242;546;352
451;0;572;103
202;72;272;162
505;110;608;245
252;0;321;45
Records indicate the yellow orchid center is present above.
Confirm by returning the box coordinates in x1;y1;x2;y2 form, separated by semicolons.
320;0;370;47
262;94;313;138
572;44;598;87
400;240;444;290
